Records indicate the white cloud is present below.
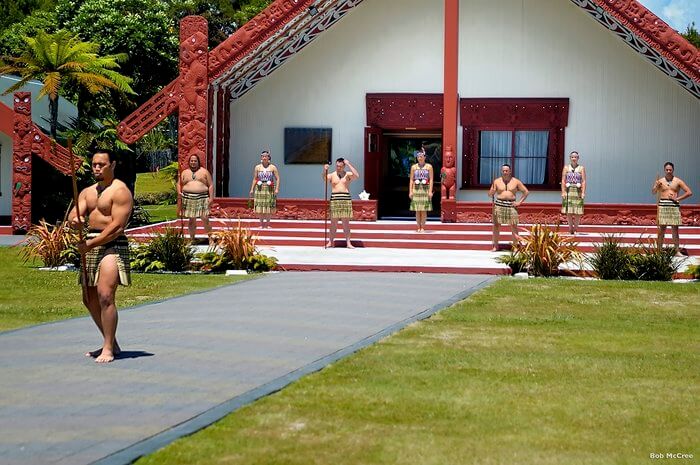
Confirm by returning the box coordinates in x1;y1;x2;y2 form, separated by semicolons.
638;0;700;31
662;1;688;30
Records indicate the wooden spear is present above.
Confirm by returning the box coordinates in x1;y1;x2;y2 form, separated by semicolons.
68;138;88;288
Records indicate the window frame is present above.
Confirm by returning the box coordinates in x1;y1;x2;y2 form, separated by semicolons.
460;98;569;190
477;128;551;185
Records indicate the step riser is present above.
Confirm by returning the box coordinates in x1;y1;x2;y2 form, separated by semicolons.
129;220;700;235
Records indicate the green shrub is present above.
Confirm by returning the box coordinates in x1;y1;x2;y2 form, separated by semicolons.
130;227;194;272
20;220;80;268
134;190;176;206
588;235;634;280
627;242;681;281
198;219;277;273
496;250;527;275
517;223;582;277
686;264;700;279
129;205;152;227
590;236;682;281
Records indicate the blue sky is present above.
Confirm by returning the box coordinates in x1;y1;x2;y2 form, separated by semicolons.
637;0;700;31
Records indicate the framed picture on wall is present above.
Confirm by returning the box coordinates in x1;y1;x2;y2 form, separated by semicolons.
284;127;332;164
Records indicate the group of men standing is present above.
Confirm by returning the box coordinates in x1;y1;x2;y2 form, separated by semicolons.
67;149;692;363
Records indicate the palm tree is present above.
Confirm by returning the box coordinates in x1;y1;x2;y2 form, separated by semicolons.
0;29;135;139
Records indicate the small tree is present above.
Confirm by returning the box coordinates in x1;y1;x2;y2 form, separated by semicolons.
0;30;135;139
682;22;700;49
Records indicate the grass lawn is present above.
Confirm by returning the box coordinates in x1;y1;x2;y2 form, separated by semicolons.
136;279;699;465
135;171;174;194
0;247;252;332
143;204;179;223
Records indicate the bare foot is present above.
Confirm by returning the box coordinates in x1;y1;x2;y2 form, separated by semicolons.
95;350;115;363
346;242;355;249
325;241;334;248
491;245;499;252
86;342;120;358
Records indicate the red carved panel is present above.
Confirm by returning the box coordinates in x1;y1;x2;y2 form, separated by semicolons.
460;98;569;127
211;198;378;221
208;0;315;81
11;92;76;233
222;89;231;197
118;80;181;144
179;17;209;170
454;202;700;226
460;98;569;189
366;93;444;130
591;0;700;82
12;92;32;232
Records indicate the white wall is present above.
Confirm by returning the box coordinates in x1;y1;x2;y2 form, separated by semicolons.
0;132;12;216
229;0;444;199
457;0;700;203
229;0;700;204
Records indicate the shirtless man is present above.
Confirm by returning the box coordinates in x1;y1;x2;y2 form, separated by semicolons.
323;158;359;248
178;154;214;243
488;164;529;251
69;150;133;363
652;162;693;254
249;150;281;228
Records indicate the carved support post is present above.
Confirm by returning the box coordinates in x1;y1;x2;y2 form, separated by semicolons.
440;145;457;222
442;0;459;222
178;16;209;171
12;92;33;233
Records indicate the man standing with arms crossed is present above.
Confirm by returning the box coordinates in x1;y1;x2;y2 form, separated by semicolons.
489;163;529;251
69;149;132;363
652;161;692;255
179;153;214;243
323;158;359;248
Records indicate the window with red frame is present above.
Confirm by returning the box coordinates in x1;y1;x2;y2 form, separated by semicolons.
461;98;569;189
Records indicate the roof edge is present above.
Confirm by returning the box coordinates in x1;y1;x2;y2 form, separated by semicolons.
589;0;699;82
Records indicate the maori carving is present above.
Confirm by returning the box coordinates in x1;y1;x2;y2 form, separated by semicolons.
117;80;180;144
441;147;457;222
226;0;365;99
571;0;700;98
452;202;699;225
592;0;699;80
212;198;377;221
208;0;315;81
366;94;443;130
12;92;32;232
11;92;75;232
440;147;456;200
179;18;209;169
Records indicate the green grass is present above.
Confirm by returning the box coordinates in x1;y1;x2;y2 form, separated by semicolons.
135;171;174;194
143;204;179;223
0;247;252;332
136;279;699;465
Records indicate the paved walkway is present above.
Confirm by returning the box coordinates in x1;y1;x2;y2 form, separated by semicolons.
0;272;495;465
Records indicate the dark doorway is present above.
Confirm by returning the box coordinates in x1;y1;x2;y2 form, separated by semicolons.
380;134;442;219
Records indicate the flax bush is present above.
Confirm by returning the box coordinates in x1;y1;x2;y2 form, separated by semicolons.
199;219;277;272
516;223;583;277
20;220;80;268
589;235;682;281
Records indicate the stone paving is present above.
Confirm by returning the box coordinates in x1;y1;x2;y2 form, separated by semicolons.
0;271;495;465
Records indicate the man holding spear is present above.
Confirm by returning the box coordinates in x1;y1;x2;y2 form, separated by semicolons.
68;148;133;363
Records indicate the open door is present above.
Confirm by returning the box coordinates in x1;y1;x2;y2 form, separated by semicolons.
363;127;383;202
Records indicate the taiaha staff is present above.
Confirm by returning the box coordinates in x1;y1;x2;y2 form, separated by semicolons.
68;138;88;288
